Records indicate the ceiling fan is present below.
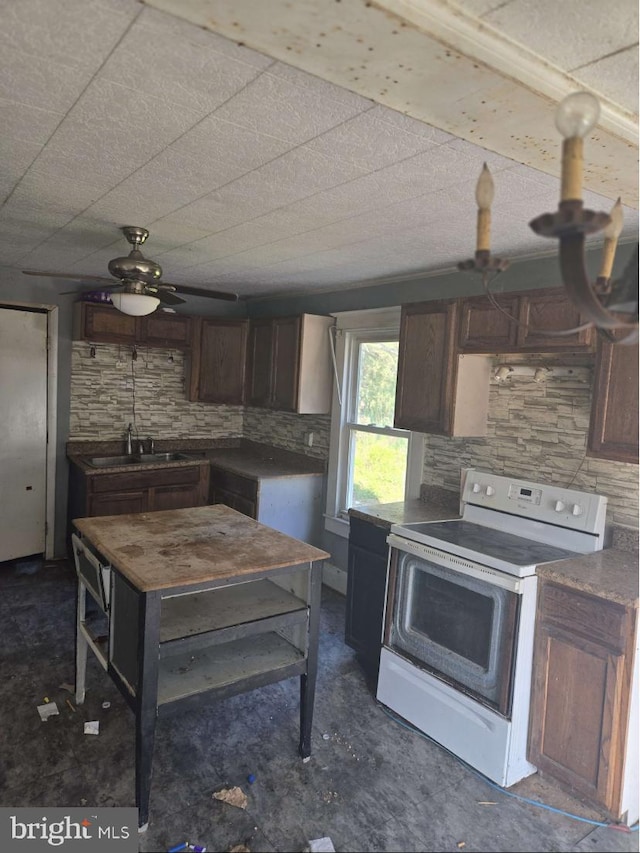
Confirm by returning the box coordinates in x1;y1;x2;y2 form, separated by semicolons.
22;226;238;315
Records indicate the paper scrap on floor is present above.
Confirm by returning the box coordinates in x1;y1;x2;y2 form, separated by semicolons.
84;721;100;735
306;838;335;852
37;702;59;721
212;786;247;809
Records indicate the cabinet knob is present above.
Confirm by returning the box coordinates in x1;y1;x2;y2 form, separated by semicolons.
472;483;481;493
554;500;566;512
571;504;584;517
485;486;495;497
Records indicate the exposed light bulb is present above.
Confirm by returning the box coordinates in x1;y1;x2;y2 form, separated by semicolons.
604;197;624;239
475;163;494;252
555;92;601;203
555;91;600;139
599;197;625;281
475;163;494;210
494;365;513;382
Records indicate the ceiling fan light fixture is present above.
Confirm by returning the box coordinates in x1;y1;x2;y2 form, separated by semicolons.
110;292;160;316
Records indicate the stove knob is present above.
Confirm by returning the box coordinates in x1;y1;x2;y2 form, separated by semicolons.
472;482;481;493
554;500;566;512
485;486;495;497
571;503;584;517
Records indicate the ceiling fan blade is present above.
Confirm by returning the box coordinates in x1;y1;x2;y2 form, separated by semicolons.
155;289;186;306
162;282;239;302
22;270;116;285
59;283;123;295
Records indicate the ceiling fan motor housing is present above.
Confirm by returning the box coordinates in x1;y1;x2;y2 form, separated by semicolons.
108;248;163;283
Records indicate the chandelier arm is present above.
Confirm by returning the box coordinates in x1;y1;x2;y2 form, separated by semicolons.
559;233;637;331
482;269;594;338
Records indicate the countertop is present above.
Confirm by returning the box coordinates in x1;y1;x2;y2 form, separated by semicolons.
348;498;461;529
537;548;639;608
67;439;325;478
74;504;330;592
205;446;325;479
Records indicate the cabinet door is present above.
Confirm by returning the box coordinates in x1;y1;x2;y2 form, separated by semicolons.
211;488;257;518
188;318;247;404
246;319;274;407
88;490;147;516
272;316;301;411
140;312;192;349
588;336;639;463
458;295;519;352
75;303;138;344
528;581;634;817
394;300;458;434
516;289;594;351
150;483;204;511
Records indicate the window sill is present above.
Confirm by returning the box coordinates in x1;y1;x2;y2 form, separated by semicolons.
324;514;350;539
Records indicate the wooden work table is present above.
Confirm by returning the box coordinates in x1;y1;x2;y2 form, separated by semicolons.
71;504;329;831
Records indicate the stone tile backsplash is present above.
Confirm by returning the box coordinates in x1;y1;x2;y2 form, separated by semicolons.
422;366;639;528
68;342;330;457
69;343;243;442
69;343;637;528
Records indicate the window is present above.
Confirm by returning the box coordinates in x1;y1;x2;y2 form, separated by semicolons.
325;309;422;533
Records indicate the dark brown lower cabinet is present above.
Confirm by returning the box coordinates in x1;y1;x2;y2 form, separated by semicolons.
69;462;210;524
345;516;390;684
528;579;637;821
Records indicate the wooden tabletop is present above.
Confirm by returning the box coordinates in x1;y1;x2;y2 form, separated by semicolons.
73;505;330;592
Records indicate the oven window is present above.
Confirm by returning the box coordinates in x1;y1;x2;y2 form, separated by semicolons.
410;571;493;671
389;551;519;717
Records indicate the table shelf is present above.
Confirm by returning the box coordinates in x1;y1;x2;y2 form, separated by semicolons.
160;578;307;645
157;632;306;705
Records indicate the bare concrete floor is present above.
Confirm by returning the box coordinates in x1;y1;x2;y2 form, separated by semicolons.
0;557;637;853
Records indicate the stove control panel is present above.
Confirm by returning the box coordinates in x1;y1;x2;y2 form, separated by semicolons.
461;469;607;539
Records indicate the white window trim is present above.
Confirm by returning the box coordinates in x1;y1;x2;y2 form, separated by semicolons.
324;308;423;539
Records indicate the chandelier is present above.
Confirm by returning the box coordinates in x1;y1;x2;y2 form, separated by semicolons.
459;92;638;345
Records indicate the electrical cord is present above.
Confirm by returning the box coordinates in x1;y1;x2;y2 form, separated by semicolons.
379;704;638;834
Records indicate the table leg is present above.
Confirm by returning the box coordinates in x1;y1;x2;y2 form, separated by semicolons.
75;583;88;704
135;591;161;831
299;562;322;759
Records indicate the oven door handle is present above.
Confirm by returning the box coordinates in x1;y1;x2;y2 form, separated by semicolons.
386;533;526;594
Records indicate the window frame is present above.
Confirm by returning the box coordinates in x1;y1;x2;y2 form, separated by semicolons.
324;308;423;538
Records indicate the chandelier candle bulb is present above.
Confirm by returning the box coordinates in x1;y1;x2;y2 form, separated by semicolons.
555;91;600;203
475;163;494;252
598;197;624;281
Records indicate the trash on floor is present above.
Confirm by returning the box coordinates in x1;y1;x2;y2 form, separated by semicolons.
246;773;256;784
305;838;335;853
212;786;248;809
101;701;111;709
66;699;76;712
457;843;466;849
37;701;59;721
228;845;250;853
83;720;100;735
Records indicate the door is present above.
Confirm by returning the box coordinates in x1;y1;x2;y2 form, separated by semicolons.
0;307;48;561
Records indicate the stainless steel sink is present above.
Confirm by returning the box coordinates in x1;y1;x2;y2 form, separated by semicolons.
85;452;192;468
137;452;192;463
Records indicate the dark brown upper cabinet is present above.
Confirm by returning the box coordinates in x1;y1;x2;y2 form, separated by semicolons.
245;314;334;414
187;317;248;405
458;288;595;353
588;333;639;463
395;299;491;436
73;302;192;349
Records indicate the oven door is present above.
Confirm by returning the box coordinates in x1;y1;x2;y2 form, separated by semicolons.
385;534;521;718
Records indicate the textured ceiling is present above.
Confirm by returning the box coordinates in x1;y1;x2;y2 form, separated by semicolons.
1;0;638;303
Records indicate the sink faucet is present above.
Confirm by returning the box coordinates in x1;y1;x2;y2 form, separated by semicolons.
125;423;133;455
